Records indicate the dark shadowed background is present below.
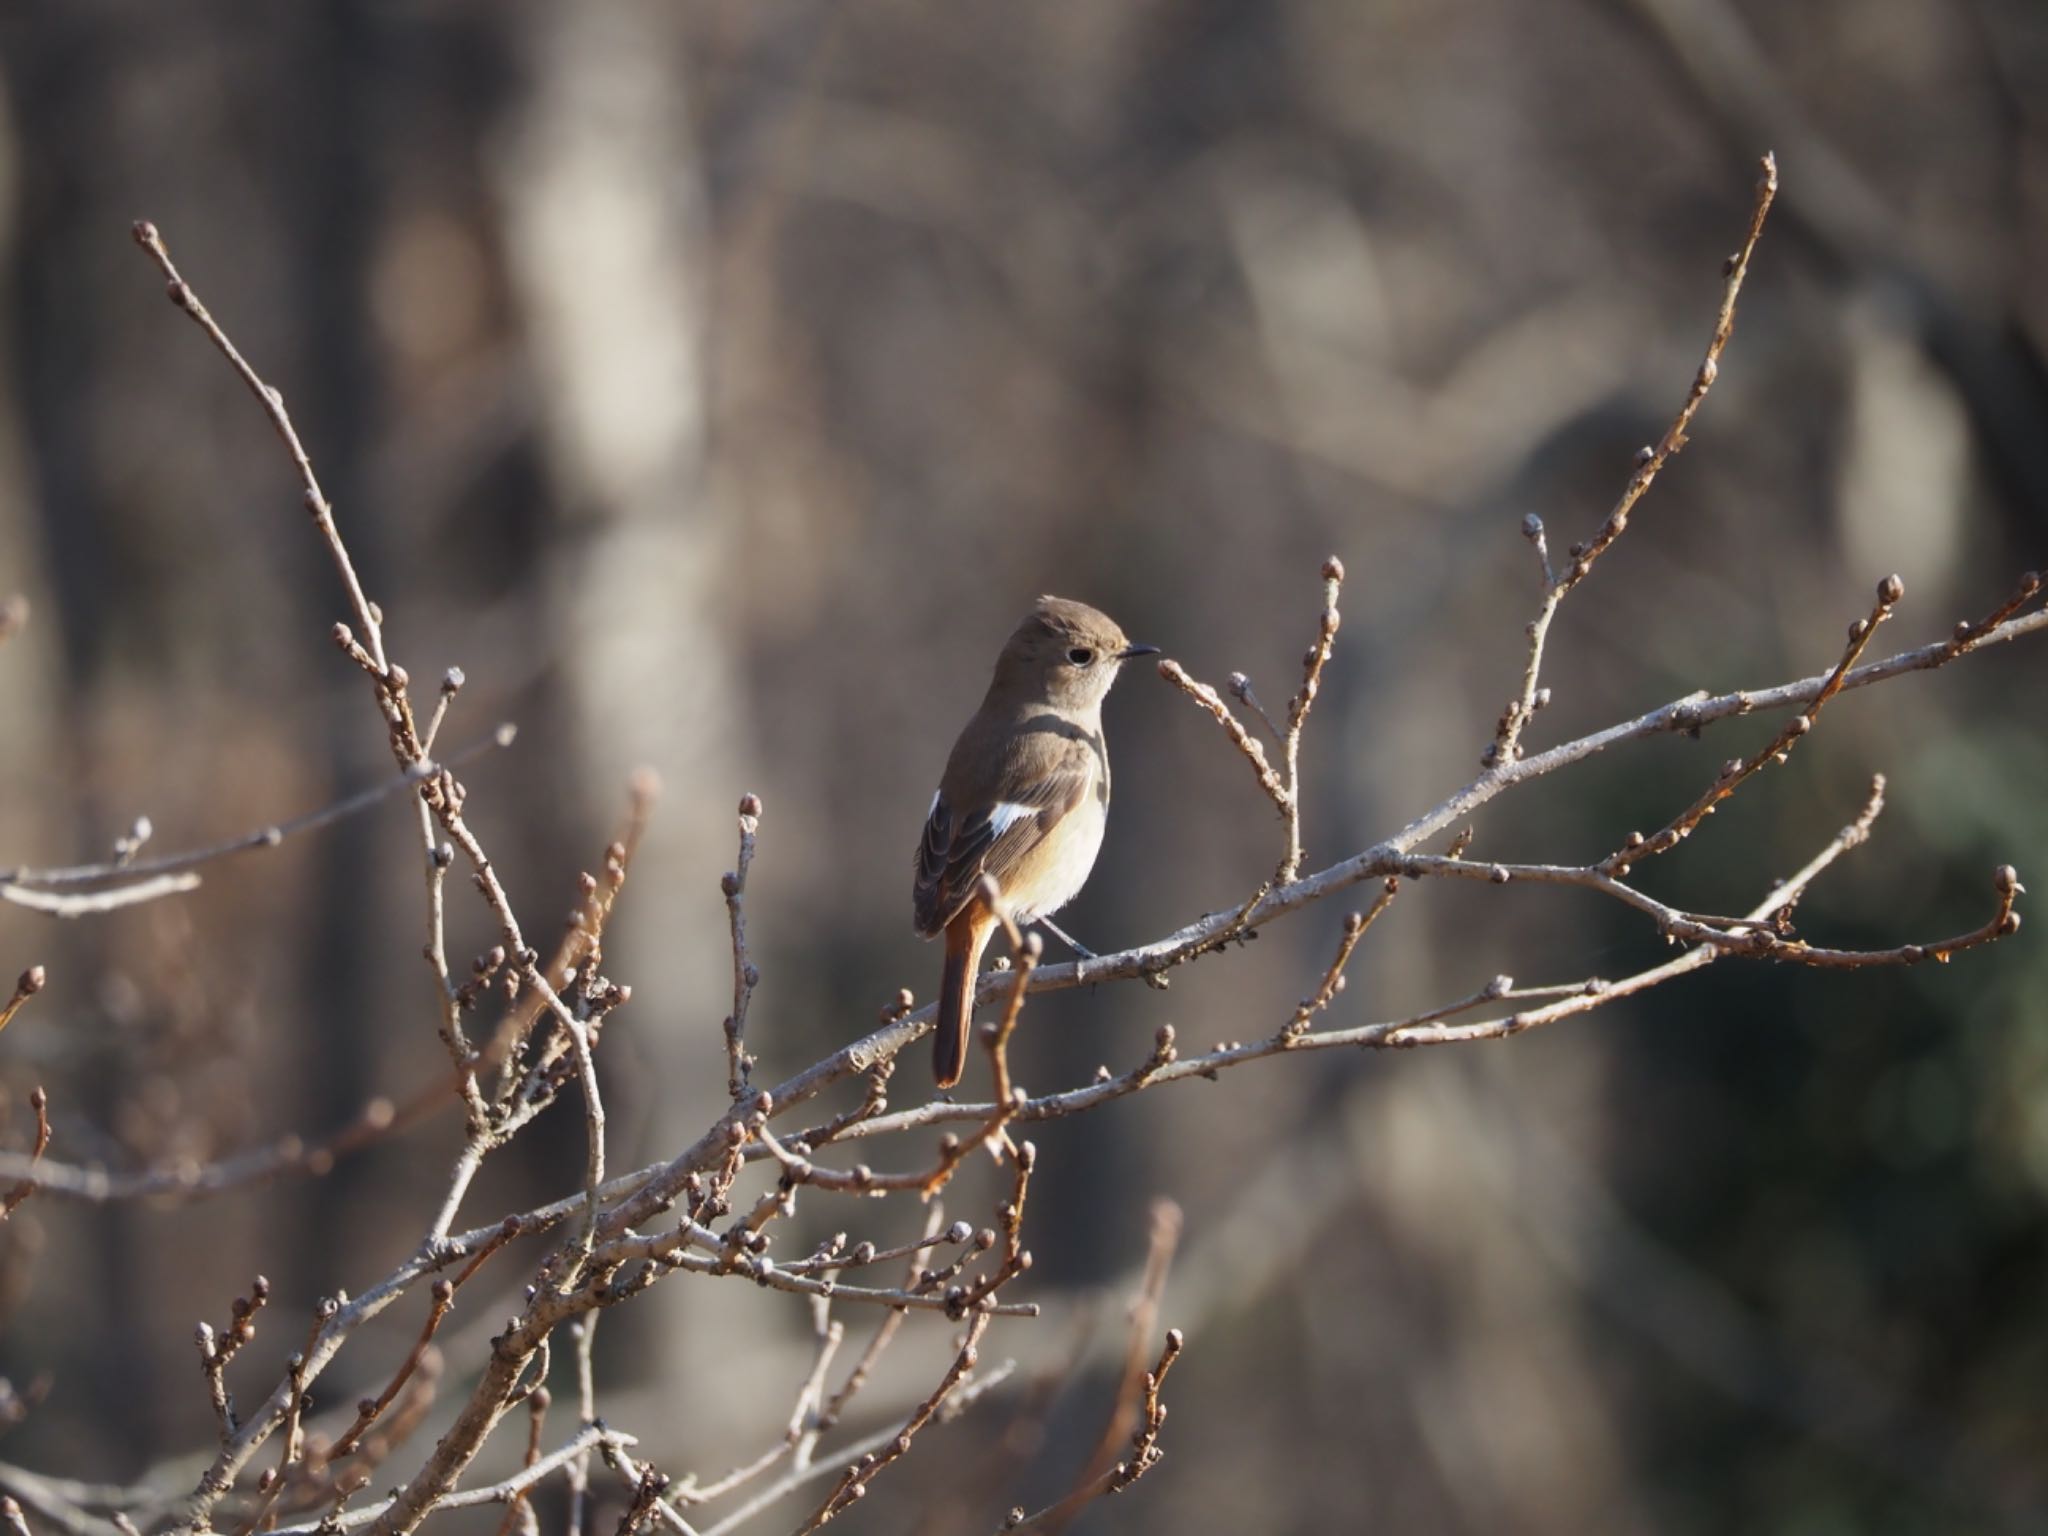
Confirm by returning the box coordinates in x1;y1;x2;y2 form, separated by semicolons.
0;3;2044;1532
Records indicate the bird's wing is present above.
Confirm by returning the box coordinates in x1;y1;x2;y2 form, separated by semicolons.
913;747;1092;936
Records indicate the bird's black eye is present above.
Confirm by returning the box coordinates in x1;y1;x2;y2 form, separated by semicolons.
1067;646;1095;666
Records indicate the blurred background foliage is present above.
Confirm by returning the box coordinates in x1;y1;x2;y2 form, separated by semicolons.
0;2;2043;1532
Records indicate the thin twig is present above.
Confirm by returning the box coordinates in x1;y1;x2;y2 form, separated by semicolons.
1224;674;1285;744
486;1387;549;1536
1168;555;1344;886
779;1222;975;1278
0;1089;51;1222
1016;1199;1182;1534
0;727;512;892
696;1366;1017;1536
1277;555;1345;881
266;1427;634;1536
131;221;388;674
331;1219;519;1460
1607;575;1902;870
670;1308;842;1510
793;1311;993;1533
1004;1330;1184;1533
0;874;201;917
415;739;491;1136
0;1076;457;1205
608;1222;1039;1317
722;795;762;1101
566;1317;599;1536
813;1207;947;1442
1279;882;1393;1043
1155;661;1291;816
195;1278;272;1445
1492;152;1778;767
1945;569;2044;652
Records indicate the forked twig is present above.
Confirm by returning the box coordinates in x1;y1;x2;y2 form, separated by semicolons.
1492;152;1779;767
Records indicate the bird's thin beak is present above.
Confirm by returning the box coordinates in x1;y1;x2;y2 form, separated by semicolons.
1117;643;1162;660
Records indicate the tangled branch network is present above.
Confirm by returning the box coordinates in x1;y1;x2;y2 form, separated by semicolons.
0;153;2038;1536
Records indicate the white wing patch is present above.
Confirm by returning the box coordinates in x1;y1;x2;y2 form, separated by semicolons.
928;790;942;819
987;801;1036;837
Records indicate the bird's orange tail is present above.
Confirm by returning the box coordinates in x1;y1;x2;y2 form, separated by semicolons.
935;909;996;1088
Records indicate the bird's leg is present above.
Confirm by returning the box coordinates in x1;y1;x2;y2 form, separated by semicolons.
1033;915;1097;961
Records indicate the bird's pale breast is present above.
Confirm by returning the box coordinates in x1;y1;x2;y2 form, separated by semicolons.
1003;791;1107;921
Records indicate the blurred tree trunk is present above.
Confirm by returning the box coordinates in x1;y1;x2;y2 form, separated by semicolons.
494;0;750;1423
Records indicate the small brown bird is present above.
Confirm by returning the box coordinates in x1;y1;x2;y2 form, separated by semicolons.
913;596;1157;1087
